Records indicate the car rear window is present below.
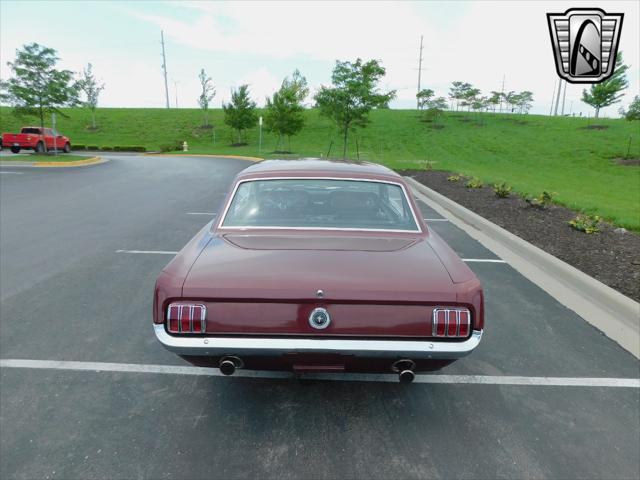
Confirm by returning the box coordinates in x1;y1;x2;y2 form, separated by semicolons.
21;128;41;134
221;178;420;232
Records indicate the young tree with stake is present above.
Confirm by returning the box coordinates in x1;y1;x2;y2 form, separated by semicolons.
222;84;257;145
77;63;105;129
198;69;216;128
314;59;395;159
582;53;629;118
264;70;309;152
416;88;434;110
0;43;79;133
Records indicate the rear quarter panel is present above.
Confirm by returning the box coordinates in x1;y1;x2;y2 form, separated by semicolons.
153;220;215;324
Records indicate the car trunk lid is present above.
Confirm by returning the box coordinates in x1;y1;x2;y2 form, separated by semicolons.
180;233;460;337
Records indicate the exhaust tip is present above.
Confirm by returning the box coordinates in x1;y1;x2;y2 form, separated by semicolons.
399;369;415;384
219;359;236;376
392;359;416;373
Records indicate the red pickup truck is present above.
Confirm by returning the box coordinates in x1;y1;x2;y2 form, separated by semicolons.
2;127;71;154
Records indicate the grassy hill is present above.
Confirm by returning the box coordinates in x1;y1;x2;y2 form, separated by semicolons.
1;106;638;230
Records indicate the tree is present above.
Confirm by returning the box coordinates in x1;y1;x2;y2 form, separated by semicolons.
0;43;79;133
622;95;640;121
416;88;434;110
503;90;517;113
314;59;395;158
222;84;257;144
264;70;309;151
460;86;480;112
515;91;534;114
471;96;489;113
427;96;448;126
198;68;216;127
488;91;502;112
77;63;104;129
449;81;472;111
416;89;447;125
582;53;629;118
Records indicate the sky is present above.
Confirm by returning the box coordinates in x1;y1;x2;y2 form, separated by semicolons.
1;0;638;117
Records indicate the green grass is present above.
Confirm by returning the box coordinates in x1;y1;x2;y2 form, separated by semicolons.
1;107;638;229
0;153;93;162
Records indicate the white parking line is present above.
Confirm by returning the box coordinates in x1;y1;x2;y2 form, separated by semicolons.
0;171;24;174
1;359;638;387
186;212;217;216
463;258;507;263
116;250;178;255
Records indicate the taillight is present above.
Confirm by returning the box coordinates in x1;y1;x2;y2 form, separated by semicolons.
166;304;206;333
432;308;471;338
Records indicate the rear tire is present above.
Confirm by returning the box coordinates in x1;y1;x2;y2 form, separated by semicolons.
63;142;71;153
35;142;45;154
10;146;20;154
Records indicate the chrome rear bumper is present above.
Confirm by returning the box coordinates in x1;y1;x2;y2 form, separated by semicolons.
153;324;482;360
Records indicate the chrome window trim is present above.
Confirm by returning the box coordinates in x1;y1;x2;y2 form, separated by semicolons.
217;177;423;233
154;324;482;360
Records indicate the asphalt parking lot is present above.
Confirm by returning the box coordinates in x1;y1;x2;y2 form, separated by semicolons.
1;155;638;479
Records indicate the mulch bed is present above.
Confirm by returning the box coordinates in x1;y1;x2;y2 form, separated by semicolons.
582;125;609;130
402;170;640;302
615;158;640;166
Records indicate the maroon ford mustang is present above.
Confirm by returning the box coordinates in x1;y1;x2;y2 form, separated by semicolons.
153;159;484;382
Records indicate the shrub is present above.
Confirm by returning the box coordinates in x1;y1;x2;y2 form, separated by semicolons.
526;190;555;209
87;145;99;150
71;144;86;151
465;177;483;188
493;181;512;198
569;214;601;234
623;95;639;121
447;174;461;182
113;146;146;152
159;142;181;152
100;146;113;151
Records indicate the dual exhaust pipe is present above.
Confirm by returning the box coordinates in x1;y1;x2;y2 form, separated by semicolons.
393;359;416;384
219;356;416;383
219;356;243;376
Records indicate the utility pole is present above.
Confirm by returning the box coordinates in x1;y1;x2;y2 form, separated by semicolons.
554;78;562;116
161;30;170;109
173;80;179;108
549;80;557;115
560;80;567;116
416;35;423;109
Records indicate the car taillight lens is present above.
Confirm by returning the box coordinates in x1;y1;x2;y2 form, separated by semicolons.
166;304;206;333
432;308;471;338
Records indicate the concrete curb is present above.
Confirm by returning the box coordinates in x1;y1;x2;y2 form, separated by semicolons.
0;156;107;168
144;153;263;162
405;176;640;359
35;156;106;168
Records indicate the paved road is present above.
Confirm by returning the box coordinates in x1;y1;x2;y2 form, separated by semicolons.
1;155;638;479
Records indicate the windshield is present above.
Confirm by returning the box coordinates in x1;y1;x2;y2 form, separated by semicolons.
221;178;420;232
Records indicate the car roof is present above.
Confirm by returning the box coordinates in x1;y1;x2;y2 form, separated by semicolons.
238;159;401;180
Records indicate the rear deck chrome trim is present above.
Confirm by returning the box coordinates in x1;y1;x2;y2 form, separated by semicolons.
153;325;482;360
